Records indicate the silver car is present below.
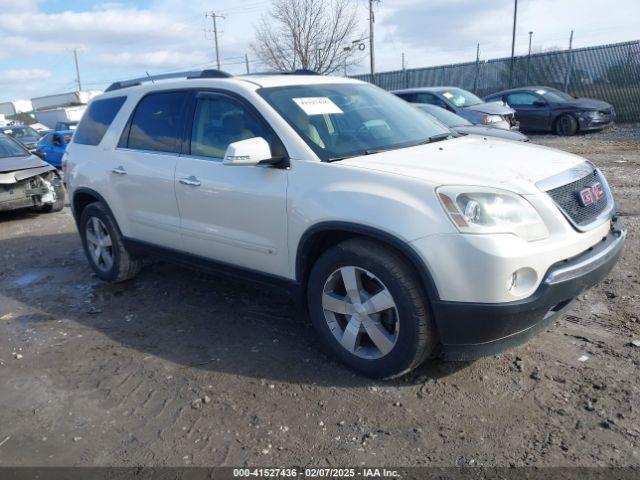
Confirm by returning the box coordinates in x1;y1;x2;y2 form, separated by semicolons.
393;86;518;130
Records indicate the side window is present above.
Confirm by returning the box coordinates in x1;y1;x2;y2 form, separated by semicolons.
74;96;126;146
127;91;188;153
190;95;271;159
395;93;415;102
507;92;539;106
415;93;448;108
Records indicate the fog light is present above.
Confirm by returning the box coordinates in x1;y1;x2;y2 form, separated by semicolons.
507;267;538;296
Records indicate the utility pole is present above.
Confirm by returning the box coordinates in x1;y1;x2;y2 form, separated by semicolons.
245;54;250;74
528;31;533;56
368;0;379;84
564;30;575;91
401;52;405;70
73;48;82;91
508;0;518;87
205;12;224;70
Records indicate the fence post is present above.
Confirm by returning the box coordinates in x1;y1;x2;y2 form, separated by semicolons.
563;30;574;92
473;43;480;93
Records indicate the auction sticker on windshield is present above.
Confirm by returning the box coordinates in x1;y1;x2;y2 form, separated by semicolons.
293;97;343;115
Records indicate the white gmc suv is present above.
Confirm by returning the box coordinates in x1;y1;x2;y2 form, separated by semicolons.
65;70;625;378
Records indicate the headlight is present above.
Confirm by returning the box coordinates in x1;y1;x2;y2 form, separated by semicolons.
482;114;503;124
437;186;549;241
583;110;602;119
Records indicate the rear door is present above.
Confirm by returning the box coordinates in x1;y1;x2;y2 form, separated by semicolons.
109;91;189;250
37;134;54;162
506;92;550;131
175;91;289;277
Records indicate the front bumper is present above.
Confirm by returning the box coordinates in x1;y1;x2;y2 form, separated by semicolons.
432;223;625;361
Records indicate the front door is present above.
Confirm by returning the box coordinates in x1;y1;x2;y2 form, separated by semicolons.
175;92;289;277
506;92;550;131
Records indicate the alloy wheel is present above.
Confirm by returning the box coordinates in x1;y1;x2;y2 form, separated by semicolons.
85;217;114;272
322;266;399;359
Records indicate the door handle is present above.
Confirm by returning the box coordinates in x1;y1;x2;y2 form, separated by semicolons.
179;176;202;187
111;166;127;175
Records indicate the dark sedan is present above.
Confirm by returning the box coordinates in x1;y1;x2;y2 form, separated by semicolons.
413;104;529;142
485;87;615;136
2;125;42;152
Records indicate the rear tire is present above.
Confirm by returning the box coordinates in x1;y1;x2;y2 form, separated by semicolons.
79;202;142;283
554;114;578;136
307;238;438;379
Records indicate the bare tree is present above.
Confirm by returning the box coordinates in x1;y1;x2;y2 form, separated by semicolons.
251;0;364;74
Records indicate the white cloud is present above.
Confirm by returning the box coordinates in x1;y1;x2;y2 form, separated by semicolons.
0;69;51;85
0;8;189;45
0;0;40;13
94;50;210;69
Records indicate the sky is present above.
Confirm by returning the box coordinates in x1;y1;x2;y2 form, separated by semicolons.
0;0;639;103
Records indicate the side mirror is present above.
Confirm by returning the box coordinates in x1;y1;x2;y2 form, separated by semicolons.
34;150;46;160
223;137;274;167
533;100;547;107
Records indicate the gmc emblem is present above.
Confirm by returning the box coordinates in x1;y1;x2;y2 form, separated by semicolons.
578;182;604;207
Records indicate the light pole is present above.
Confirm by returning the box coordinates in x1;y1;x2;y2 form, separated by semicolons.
526;31;533;84
508;0;518;87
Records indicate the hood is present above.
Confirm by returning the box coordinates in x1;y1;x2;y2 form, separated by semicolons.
0;154;51;174
338;136;587;194
453;125;528;141
462;101;515;115
561;97;612;111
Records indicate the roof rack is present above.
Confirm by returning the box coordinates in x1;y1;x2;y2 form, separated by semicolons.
242;69;321;76
105;69;232;92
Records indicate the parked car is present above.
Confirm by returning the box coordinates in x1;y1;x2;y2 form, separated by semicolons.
35;130;73;168
413;103;529;142
392;86;518;130
65;70;624;378
485;86;615;136
0;133;65;213
2;125;42;152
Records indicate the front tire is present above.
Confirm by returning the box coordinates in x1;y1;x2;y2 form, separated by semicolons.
307;238;438;379
554;114;578;136
79;202;141;283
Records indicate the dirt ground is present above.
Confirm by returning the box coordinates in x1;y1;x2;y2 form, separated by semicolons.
1;126;639;468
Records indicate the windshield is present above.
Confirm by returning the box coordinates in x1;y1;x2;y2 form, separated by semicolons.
438;88;483;108
3;126;40;139
0;135;29;158
537;88;574;102
258;83;451;161
415;104;471;127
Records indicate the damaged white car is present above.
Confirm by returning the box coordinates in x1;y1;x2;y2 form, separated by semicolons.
0;133;65;213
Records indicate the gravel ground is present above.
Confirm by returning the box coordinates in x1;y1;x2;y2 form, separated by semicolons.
0;126;639;467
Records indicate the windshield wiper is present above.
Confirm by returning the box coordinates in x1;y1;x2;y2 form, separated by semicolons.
426;132;454;143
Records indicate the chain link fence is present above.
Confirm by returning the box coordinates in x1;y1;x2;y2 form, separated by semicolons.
352;40;640;123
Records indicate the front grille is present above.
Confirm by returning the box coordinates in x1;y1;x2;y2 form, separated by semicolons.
546;171;609;226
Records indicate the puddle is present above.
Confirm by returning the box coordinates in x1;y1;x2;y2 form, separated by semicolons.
14;272;48;287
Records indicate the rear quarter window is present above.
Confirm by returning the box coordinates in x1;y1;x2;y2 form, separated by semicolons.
74;96;127;146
